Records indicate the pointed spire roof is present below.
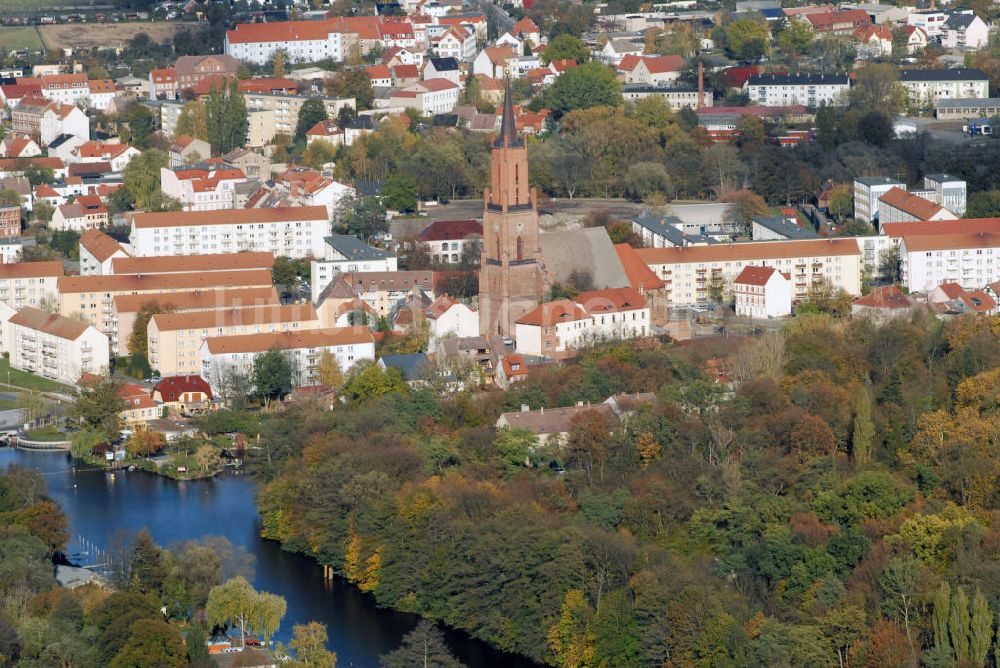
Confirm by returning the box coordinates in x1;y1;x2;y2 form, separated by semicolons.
495;76;522;148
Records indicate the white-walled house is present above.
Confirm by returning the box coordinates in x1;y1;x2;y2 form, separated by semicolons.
514;288;650;356
425;296;478;344
201;326;375;393
160;164;247;212
39;104;89;147
745;73;850;107
940;12;989;49
310;235;398;302
79;229;129;276
733;265;792;318
1;306;110;385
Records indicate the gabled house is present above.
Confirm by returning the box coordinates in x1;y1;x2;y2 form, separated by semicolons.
72;141;141;172
152;375;213;415
901;25;928;54
623;55;685;86
432;25;476;62
365;64;393;88
941;12;989;49
169;135;211;167
0;136;41;159
305;120;344;147
51;196;109;232
851;285;913;321
473;46;518;79
599;38;643;66
416;218;483;263
422;57;462;86
733;265;792;318
855;24;893;59
39;103;89;147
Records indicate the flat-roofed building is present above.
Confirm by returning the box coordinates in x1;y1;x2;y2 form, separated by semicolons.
57;269;274;339
899;68;989;109
149;303;320;376
924;174;967;217
900;231;1000;292
201;326;375;393
113;286;280;355
854;176;904;224
0;261;63;309
310;235;397;302
2;307;109;385
934;97;1000;120
130;207;330;259
635;239;862;304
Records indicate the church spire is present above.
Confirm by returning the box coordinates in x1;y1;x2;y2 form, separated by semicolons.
495;75;522;148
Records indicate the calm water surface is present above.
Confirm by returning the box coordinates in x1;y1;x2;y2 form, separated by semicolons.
0;448;538;668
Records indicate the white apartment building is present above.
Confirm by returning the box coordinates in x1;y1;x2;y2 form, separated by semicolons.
744;73;850;107
0;261;62;309
899;68;990;108
160;165;247;212
733;265;792;318
854;176;905;224
130;207;330;259
2;307;109;385
635;239;863;305
310;235;397;303
900;232;1000;292
940;12;989;49
925;174;967;217
389;78;460;116
225;20;349;64
514;288;650;356
243;92;356;137
148;303;320;376
425;296;478;345
906;10;949;38
201;326;376;393
878;187;958;225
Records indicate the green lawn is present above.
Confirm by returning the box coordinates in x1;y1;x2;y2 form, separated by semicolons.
0;27;44;52
0;358;72;393
24;425;67;442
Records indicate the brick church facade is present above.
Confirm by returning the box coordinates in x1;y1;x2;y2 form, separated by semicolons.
478;80;544;337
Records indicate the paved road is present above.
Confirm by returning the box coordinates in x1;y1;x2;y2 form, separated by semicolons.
421;198;648;222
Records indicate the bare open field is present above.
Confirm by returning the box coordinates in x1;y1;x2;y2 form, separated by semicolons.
38;21;197;50
0;26;45;52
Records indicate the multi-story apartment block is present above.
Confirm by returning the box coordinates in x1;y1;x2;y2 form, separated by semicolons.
113;286;279;355
925;174;967;217
242;92;355;137
149;303;320;376
225;17;409;65
899;68;989;108
325;270;435;316
310;235;397;303
174;54;241;93
854;176;905;224
110;252;273;277
129;207;330;259
0;261;62;309
0;206;20;239
57;270;274;340
2;307;110;385
878;187;958;225
744;73;850;107
635;239;862;304
900;232;1000;292
201;326;376;392
38;74;115;110
11;97;52;140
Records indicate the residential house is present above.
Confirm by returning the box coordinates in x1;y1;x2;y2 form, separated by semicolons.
425;295;478;343
2;307;109;385
473;47;518;79
598;38;644;66
624;55;685;86
496;401;618;446
851;285;913;320
149;68;179;100
495;353;528;389
389;78;459;115
365;65;393;88
514;288;650;356
305;120;344;148
39;103;88;147
71;142;140;172
160;163;247;211
422;57;462;85
900;232;1000;292
152;375;213;415
855;24;893;58
322;270;435;318
174;54;241;93
900;25;928;54
50;197;109;232
169;135;211;167
906;9;950;38
310;235;398;303
10;97;51;140
223;148;271;181
0;136;40;159
45;134;87;163
242;91;355;137
0;206;20;239
733;265;792;318
431;25;476;62
247;167;354;218
79;229;129;275
802;9;871;34
201;327;375;393
416;218;483;264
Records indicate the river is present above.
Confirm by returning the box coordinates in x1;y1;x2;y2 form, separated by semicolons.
0;448;539;668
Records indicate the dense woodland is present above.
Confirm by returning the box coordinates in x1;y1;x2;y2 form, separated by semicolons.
196;311;1000;667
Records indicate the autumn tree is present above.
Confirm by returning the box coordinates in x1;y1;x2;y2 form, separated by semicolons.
129;301;173;356
315;351;344;390
289;622;338;667
175;100;208;142
541;34;590;64
851;63;905;114
724;189;769;237
206;577;286;647
381;620;462;668
725;19;771;62
851;391;874;464
70;376;127;443
295;98;328;142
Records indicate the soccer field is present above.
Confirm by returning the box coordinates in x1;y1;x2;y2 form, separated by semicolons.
37;21;196;50
0;27;44;52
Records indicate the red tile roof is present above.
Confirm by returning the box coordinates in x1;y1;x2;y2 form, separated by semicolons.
960;290;996;313
577;287;647;313
516;299;589;326
614;243;665;291
878;187;948;221
853;285;912;309
636;239;860;265
418;219;483;241
936;282;964;299
153;375;213;402
640;55;685;74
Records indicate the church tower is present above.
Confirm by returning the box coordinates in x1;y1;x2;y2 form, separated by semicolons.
478;78;544;337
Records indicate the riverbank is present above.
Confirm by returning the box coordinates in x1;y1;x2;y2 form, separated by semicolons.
0;448;536;667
